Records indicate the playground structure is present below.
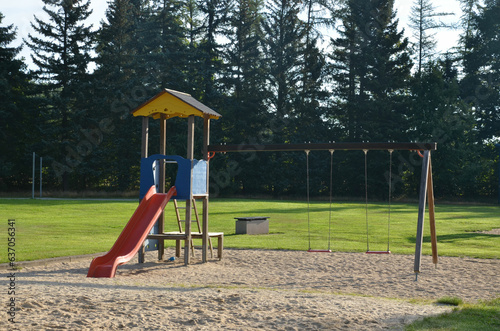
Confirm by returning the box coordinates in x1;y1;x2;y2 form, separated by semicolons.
88;89;223;277
88;88;438;278
207;142;438;277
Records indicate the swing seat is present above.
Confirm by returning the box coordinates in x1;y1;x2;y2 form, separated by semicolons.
308;249;332;253
366;250;391;254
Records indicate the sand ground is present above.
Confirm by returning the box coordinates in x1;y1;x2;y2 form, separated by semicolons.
3;249;499;330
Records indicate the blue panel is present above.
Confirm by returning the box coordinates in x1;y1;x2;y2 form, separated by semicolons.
173;157;192;200
139;158;155;201
139;154;208;251
192;160;207;195
140;154;191;200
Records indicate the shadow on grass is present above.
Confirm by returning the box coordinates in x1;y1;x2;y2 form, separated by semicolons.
406;232;499;244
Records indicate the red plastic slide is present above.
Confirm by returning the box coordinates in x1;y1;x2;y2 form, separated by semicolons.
87;185;176;278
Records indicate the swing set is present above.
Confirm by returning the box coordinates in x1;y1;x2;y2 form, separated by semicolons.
305;148;393;254
208;142;438;276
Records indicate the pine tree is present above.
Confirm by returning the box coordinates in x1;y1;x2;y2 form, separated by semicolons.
260;0;309;195
262;0;306;135
329;0;412;197
218;0;269;194
330;0;412;142
179;0;205;95
197;0;231;103
296;0;329;143
25;0;95;190
458;0;481;55
149;0;188;90
460;0;500;141
90;0;145;190
0;13;35;190
409;0;455;74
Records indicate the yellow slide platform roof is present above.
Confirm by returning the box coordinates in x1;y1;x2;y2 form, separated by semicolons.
131;89;221;120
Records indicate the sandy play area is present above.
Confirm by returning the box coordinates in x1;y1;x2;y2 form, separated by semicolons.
4;248;499;330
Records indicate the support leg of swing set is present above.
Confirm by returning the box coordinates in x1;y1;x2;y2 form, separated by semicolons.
414;150;438;281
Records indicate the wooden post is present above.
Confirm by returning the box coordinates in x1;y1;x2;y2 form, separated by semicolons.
496;144;500;205
141;117;149;159
414;150;430;275
158;114;167;261
185;115;195;265
202;115;210;262
139;116;149;263
427;152;438;266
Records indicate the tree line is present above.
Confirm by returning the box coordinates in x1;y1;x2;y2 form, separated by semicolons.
0;0;498;201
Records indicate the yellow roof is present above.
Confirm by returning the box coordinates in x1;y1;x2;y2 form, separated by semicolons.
131;89;221;120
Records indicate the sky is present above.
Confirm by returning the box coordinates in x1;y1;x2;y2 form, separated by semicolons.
1;0;463;70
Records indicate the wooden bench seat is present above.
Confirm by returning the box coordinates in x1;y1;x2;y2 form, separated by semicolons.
147;232;223;260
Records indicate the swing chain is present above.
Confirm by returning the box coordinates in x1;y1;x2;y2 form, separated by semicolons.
328;150;334;251
305;150;311;250
364;150;369;252
387;149;393;252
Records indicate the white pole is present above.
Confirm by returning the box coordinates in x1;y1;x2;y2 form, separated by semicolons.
40;157;43;198
32;152;35;199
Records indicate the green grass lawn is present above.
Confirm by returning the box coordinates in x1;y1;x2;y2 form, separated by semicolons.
406;297;500;330
0;198;498;263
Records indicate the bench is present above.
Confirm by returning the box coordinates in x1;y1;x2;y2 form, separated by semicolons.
148;232;223;260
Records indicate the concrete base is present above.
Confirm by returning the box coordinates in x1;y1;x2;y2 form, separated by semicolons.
235;217;269;235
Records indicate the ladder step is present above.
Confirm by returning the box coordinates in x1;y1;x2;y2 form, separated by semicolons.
179;220;196;222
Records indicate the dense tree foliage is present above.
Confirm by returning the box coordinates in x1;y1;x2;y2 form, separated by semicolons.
0;0;498;201
25;0;95;190
0;14;35;191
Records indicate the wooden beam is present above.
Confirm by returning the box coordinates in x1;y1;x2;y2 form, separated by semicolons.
202;115;210;263
185;115;195;265
141;117;149;158
427;152;438;266
208;142;437;153
138;116;149;264
414;150;430;275
158;114;167;261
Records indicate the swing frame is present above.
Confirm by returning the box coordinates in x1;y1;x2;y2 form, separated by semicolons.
305;149;334;253
363;149;393;255
208;142;438;274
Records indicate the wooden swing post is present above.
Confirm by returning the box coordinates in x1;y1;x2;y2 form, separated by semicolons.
414;150;438;277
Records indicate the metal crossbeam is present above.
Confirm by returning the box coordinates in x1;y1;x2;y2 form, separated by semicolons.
208;142;437;153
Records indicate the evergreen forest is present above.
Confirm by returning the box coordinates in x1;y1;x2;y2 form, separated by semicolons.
0;0;499;201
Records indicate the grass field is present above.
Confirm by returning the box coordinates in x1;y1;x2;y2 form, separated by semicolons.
406;297;500;330
0;197;498;263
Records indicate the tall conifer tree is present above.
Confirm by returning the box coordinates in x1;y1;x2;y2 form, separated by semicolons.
0;13;35;190
262;0;306;135
197;0;231;103
460;0;500;141
92;0;144;190
329;0;412;197
330;0;412;142
219;0;268;194
149;0;188;90
26;0;95;190
409;0;455;74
